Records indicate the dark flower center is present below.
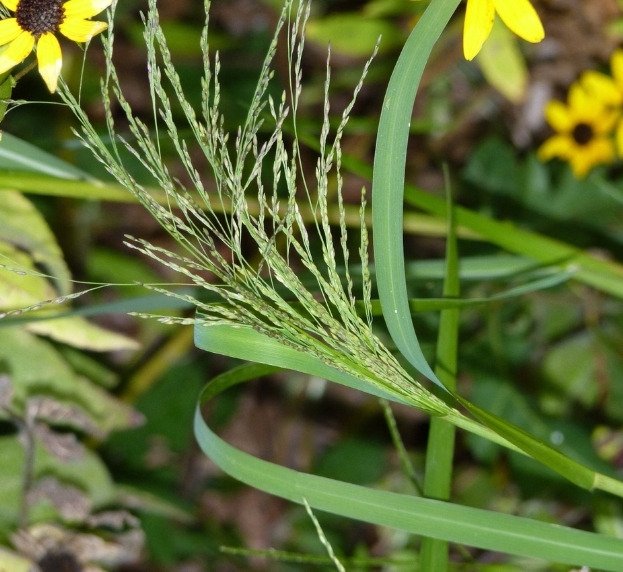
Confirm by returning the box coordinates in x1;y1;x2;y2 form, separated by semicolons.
16;0;65;37
572;122;594;146
38;550;82;572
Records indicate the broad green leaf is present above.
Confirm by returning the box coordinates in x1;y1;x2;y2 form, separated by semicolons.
0;435;116;532
543;331;616;411
0;437;24;537
26;316;139;352
0;329;138;435
477;19;528;103
0;240;137;351
0;189;138;351
35;440;117;510
0;241;58;310
0;190;71;296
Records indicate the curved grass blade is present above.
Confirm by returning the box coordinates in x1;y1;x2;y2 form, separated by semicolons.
194;322;623;497
194;322;522;448
194;362;623;571
195;322;413;405
371;0;461;387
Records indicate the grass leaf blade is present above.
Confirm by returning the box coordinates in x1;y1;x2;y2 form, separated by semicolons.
371;0;460;387
194;363;623;571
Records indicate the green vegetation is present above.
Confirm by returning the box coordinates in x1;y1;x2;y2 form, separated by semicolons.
2;0;623;570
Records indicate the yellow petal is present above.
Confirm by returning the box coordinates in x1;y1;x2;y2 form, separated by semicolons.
569;139;613;178
37;33;62;92
0;0;18;12
588;139;615;165
493;0;544;43
543;100;573;132
616;119;623;157
464;0;494;60
567;82;594;118
580;71;621;106
611;49;623;93
0;31;34;74
63;0;113;20
537;134;573;161
59;18;108;42
592;107;619;135
0;18;21;47
569;155;591;178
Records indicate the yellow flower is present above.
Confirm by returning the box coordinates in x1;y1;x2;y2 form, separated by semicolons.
0;0;112;92
538;82;618;178
463;0;545;61
580;49;623;155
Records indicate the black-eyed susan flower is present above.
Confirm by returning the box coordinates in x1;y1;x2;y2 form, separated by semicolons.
0;0;112;93
463;0;545;61
538;82;618;178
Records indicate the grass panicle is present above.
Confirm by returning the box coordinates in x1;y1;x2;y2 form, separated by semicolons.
58;0;455;418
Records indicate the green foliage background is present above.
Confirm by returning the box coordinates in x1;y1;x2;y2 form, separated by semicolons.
2;0;623;570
